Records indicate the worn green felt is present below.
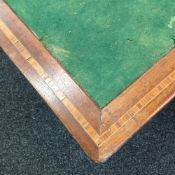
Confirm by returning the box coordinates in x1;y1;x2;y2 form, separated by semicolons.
5;0;175;108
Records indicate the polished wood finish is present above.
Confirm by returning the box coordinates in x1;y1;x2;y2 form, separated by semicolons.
101;49;175;132
0;0;175;162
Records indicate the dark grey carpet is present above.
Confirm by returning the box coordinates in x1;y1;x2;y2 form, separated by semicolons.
0;48;175;175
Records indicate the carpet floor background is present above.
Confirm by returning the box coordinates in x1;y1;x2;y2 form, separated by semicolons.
0;48;175;175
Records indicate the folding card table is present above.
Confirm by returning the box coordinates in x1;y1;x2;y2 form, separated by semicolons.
0;0;175;162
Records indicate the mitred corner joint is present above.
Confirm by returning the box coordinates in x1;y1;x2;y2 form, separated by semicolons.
1;0;175;162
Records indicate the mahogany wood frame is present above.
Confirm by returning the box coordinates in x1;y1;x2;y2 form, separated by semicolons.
1;0;175;162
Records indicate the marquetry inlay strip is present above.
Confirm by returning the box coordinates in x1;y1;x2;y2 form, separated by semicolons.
97;70;175;146
1;17;175;149
0;19;99;142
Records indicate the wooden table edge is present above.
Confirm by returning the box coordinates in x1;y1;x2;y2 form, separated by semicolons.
1;0;175;162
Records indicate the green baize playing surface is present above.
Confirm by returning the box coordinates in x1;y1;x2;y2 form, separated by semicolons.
6;0;175;108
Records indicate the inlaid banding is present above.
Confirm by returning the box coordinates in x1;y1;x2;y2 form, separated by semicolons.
1;17;175;148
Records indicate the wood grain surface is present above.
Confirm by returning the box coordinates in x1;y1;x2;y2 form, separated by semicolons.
0;0;175;162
